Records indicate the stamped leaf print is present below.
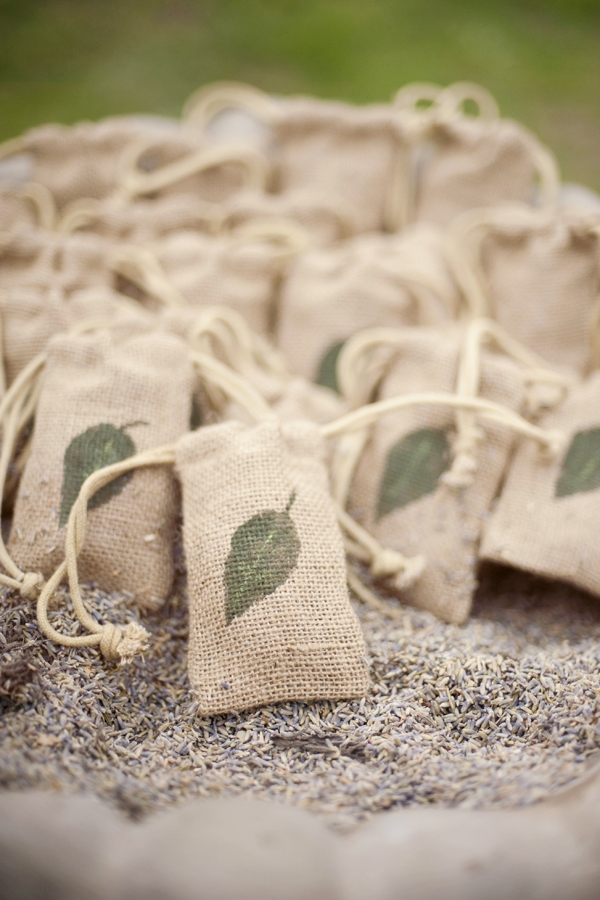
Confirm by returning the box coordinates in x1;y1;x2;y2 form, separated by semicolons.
189;394;203;431
555;427;600;498
59;422;147;527
377;427;450;520
316;340;346;394
224;491;301;625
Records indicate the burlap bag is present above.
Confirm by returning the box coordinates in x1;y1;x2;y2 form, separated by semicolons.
480;371;600;597
447;205;600;376
58;193;219;243
393;82;560;227
113;226;305;334
271;98;408;234
175;418;369;714
0;116;180;212
272;378;349;425
0;229;113;296
277;224;458;388
110;130;269;207
219;188;356;246
0;285;144;387
0;183;57;234
183;83;408;233
8;330;194;607
348;328;530;623
57;135;271;241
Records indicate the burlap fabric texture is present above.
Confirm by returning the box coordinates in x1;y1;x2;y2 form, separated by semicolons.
0;183;57;234
9;330;194;608
480;371;600;598
175;418;369;715
0;229;112;296
183;84;407;234
270;97;407;234
0;116;180;212
349;327;526;624
113;229;297;334
219;188;355;246
447;206;600;376
277;224;458;388
411;116;557;227
0;285;140;387
59;194;218;244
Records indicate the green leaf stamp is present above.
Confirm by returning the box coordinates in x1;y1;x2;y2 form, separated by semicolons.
315;340;346;394
555;427;600;498
377;427;451;520
59;421;147;528
224;491;301;625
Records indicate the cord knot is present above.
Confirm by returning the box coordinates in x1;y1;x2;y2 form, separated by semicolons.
370;548;426;591
99;623;123;661
441;424;484;489
540;429;567;460
19;572;45;601
98;621;150;663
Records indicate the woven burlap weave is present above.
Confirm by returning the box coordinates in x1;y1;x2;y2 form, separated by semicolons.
277;225;457;385
453;207;600;376
480;372;600;598
272;378;349;425
141;230;288;334
176;419;369;715
220;188;355;245
272;97;407;234
0;117;178;211
9;330;194;608
0;185;54;233
349;328;525;624
413;117;554;226
0;230;112;296
60;194;218;243
1;286;140;386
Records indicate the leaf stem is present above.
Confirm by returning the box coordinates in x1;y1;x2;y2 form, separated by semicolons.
120;420;149;432
285;490;297;514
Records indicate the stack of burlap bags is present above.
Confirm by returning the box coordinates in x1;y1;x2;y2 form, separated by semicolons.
0;79;599;714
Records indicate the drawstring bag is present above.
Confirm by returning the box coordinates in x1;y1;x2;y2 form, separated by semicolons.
394;82;560;227
58;193;219;244
56;141;271;241
336;322;567;623
182;304;348;426
0;284;142;388
18;356;371;713
272;378;349;426
111;131;269;206
6;329;195;608
219;188;356;246
0;116;180;212
0;182;58;234
183;82;408;233
447;204;600;376
0;229;113;296
480;370;600;599
277;224;458;388
175;418;369;714
111;220;308;334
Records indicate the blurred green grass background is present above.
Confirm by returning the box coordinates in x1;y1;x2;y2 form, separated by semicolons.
1;0;599;189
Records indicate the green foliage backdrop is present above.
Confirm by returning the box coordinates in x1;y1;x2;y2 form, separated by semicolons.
1;0;599;188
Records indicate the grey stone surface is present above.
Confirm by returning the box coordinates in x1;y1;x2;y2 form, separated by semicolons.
336;761;600;900
115;796;342;900
5;765;600;900
0;791;341;900
0;790;126;900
